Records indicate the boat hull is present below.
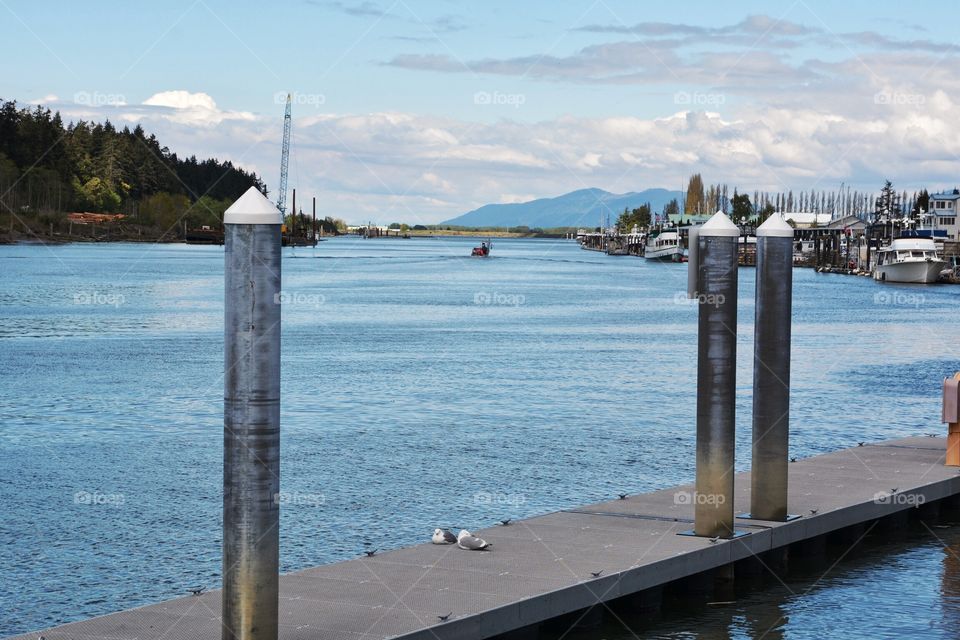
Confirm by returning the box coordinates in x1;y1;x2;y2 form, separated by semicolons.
644;247;683;261
873;259;945;284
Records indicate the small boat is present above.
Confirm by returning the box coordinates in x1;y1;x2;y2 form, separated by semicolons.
643;228;683;261
873;237;945;283
471;239;491;257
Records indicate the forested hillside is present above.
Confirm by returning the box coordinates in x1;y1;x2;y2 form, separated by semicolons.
0;99;264;236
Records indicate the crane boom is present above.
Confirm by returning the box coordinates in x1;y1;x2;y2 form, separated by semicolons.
277;93;292;215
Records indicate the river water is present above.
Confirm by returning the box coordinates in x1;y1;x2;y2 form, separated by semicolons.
0;237;958;637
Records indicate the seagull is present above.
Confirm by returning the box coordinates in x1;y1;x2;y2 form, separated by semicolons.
189;587;204;596
857;442;864;447
790;457;797;463
437;613;452;622
432;528;457;545
364;549;378;557
810;508;819;515
890;487;899;494
709;536;720;545
457;530;491;550
590;570;603;578
498;519;512;526
618;493;628;500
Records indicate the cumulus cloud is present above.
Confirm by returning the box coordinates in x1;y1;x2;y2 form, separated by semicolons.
140;90;256;126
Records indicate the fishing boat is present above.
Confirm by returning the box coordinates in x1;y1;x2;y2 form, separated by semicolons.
643;228;683;261
471;239;491;257
872;237;945;283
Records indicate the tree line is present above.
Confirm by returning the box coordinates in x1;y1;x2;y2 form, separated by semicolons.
617;175;944;232
0;99;265;235
681;173;935;222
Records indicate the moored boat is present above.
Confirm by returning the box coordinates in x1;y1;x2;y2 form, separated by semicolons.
643;228;683;261
872;237;945;283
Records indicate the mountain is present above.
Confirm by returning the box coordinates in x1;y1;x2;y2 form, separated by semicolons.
442;188;684;228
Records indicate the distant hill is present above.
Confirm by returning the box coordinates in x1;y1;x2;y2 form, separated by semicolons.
442;188;684;228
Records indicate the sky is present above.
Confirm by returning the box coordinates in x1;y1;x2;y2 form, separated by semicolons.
2;0;959;224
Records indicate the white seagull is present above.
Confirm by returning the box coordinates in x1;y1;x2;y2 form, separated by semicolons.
432;528;457;545
457;529;491;550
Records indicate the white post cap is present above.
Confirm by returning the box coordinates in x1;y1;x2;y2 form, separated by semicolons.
698;210;740;237
756;213;794;237
224;186;283;225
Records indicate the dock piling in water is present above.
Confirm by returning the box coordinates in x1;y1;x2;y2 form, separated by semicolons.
694;211;741;538
686;224;700;299
222;187;283;640
750;214;795;521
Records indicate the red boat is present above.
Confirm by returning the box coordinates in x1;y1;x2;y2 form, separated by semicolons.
471;240;491;257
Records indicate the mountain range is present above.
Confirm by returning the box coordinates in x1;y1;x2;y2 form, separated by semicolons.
442;188;684;228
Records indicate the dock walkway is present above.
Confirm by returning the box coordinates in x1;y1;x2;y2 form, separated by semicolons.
11;436;957;640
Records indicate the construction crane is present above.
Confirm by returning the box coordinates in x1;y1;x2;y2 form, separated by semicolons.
277;93;292;216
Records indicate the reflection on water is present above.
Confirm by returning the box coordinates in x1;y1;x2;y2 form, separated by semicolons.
1;238;960;636
546;524;960;640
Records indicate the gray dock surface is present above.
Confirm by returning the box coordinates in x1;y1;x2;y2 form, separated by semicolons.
10;436;957;640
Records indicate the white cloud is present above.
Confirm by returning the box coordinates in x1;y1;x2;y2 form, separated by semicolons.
140;90;256;126
30;94;59;105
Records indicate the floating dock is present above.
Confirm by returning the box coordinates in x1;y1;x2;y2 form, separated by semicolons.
12;436;957;640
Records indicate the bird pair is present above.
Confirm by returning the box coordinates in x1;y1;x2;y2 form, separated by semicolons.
433;528;491;550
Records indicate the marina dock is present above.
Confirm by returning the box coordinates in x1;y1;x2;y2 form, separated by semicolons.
13;435;957;640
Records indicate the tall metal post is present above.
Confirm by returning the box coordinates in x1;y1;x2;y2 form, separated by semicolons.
694;211;740;538
223;187;282;640
686;224;700;299
750;214;794;521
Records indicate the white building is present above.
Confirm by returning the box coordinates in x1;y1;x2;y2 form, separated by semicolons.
929;190;960;240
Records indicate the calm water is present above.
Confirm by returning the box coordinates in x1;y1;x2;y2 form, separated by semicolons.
0;236;958;638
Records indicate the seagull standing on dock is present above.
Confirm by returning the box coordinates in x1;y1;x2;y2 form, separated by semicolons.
432;528;457;545
457;530;491;550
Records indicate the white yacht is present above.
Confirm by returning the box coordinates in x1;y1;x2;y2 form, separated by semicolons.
873;237;945;283
643;228;683;262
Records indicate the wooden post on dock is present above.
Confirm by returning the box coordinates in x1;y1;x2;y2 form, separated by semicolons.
694;211;740;538
222;187;282;640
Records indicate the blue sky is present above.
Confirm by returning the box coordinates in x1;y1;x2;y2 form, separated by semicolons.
2;1;959;222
